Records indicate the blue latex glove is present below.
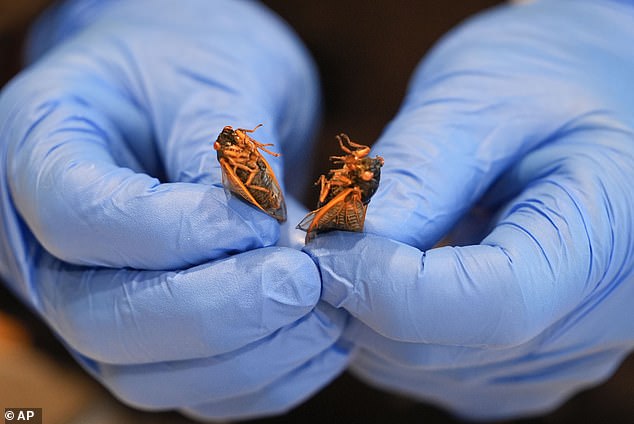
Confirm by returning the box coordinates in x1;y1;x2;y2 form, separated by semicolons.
0;0;348;420
305;0;634;420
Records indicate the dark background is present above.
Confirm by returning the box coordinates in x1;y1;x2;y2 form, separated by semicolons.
265;1;508;197
1;1;633;423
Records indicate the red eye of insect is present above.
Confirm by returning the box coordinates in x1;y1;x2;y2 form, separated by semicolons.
213;141;221;151
361;171;374;181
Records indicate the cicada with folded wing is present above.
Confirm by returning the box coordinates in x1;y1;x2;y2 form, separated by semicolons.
214;124;287;222
297;133;383;243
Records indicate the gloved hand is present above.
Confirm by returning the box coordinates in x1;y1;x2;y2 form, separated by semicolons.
0;0;348;420
305;0;634;420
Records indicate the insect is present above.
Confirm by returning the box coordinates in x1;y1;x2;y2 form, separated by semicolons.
297;133;384;243
214;124;286;222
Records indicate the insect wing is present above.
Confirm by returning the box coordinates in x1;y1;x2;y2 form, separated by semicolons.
327;189;366;233
254;154;287;222
296;210;318;232
299;188;366;243
218;158;268;214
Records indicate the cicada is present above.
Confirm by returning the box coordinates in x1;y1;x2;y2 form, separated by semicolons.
297;133;384;243
214;124;286;222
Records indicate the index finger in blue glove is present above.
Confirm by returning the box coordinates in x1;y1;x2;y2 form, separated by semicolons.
306;125;634;346
35;246;321;364
13;166;275;273
1;70;282;270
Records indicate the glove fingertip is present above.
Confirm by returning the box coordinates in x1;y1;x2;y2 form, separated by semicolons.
224;194;281;247
302;232;361;307
261;248;321;316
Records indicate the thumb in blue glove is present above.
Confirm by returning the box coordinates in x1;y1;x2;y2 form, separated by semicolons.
0;0;348;419
306;0;634;419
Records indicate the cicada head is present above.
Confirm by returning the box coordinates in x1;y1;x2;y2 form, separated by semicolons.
213;126;238;152
355;155;383;203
